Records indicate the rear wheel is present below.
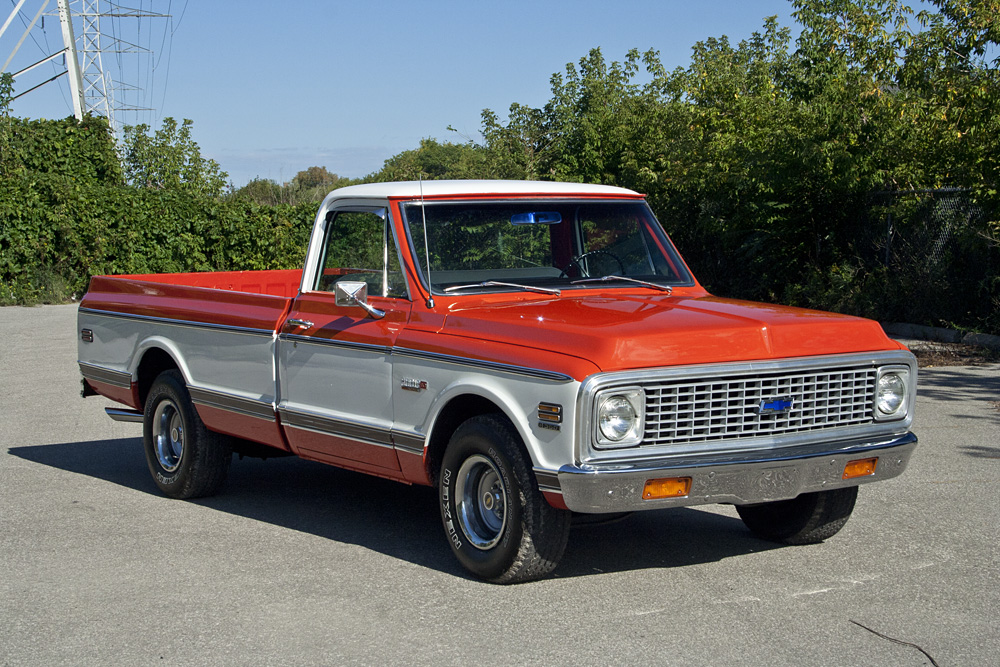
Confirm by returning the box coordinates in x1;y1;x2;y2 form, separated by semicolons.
142;370;231;499
736;486;858;545
439;414;571;583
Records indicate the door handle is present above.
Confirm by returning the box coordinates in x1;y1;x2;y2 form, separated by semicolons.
286;318;314;330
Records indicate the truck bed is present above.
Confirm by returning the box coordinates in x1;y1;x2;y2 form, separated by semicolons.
78;270;309;450
83;269;301;326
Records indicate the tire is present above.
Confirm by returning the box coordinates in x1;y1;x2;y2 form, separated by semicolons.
439;414;571;583
142;369;231;499
736;486;859;545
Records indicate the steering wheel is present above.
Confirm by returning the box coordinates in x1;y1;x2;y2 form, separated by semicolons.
559;249;625;278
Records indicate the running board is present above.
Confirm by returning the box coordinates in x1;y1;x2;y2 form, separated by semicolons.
105;407;144;423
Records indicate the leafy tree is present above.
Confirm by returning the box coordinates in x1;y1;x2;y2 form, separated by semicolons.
231;177;285;206
470;0;998;332
0;73;14;172
0;73;10;111
371;137;489;181
292;165;339;190
286;165;347;203
231;168;356;206
3;0;997;330
121;117;228;196
480;104;549;179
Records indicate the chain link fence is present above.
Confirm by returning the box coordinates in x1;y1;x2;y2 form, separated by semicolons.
858;188;999;334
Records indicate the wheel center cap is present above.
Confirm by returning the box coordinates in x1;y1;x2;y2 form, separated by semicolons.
483;493;494;510
171;426;181;442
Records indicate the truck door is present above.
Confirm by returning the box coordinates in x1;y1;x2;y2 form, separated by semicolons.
277;206;412;471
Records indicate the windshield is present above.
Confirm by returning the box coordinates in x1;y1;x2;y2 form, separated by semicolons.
402;200;693;294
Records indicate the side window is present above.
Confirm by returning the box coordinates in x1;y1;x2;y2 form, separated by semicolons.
316;209;408;299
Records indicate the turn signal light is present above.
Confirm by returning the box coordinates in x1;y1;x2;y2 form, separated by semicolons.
642;477;692;500
537;402;563;423
843;457;878;479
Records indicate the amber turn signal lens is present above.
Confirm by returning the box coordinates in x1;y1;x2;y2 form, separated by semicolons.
843;457;878;479
537;402;562;423
642;477;692;500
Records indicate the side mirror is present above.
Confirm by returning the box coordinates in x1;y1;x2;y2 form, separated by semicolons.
335;281;385;319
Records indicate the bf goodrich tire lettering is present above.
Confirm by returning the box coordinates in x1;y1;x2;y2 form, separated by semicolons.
439;414;571;583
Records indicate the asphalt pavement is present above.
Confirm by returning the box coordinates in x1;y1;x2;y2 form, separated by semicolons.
1;304;998;666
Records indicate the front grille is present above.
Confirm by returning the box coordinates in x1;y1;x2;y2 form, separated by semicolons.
643;366;877;447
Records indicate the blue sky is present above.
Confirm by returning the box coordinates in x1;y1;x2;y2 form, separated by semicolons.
5;0;797;186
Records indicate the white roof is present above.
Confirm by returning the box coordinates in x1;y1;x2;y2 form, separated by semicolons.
322;179;641;202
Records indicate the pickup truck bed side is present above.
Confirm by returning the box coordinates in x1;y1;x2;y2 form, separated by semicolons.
80;271;298;450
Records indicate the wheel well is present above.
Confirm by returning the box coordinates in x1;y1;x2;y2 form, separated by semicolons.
136;348;180;407
425;394;513;486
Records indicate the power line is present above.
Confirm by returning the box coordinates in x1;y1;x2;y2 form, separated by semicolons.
5;0;50;58
37;0;73;113
3;0;171;133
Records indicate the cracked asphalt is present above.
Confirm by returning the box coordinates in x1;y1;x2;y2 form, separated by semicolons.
1;304;998;666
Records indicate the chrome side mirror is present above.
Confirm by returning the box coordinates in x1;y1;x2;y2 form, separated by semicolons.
335;281;385;319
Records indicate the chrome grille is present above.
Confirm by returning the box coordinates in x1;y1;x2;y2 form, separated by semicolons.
643;367;877;446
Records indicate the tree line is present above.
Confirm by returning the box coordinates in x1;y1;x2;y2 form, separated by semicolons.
2;0;998;334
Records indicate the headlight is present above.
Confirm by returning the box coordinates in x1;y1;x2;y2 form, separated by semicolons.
595;387;644;447
875;367;909;421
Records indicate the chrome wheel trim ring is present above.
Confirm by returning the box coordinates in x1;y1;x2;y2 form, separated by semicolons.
152;400;184;472
455;454;508;550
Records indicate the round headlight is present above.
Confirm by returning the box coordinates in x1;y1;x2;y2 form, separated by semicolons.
599;395;637;442
877;373;905;415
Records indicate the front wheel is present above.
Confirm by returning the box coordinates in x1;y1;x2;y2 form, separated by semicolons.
439;414;571;583
736;486;858;545
142;369;231;499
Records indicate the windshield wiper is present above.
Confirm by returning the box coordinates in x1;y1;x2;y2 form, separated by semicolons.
571;275;673;294
443;281;561;296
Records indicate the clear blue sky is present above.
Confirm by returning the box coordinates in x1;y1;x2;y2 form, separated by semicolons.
5;0;797;186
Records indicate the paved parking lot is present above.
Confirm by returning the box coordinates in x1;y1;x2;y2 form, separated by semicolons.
2;304;998;666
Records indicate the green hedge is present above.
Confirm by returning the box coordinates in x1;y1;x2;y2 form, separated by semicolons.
0;104;316;305
7;115;122;185
2;64;997;334
0;172;315;304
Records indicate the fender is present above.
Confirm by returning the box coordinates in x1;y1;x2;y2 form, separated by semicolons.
132;335;192;387
418;369;581;474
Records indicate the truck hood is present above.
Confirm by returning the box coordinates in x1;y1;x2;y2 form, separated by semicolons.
439;293;897;372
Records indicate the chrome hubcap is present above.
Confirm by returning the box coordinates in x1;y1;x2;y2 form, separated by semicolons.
152;400;184;472
455;454;508;550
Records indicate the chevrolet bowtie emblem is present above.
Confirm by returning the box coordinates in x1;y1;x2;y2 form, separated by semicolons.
757;397;793;415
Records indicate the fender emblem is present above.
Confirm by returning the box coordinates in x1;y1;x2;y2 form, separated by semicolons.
757;397;793;415
401;378;427;392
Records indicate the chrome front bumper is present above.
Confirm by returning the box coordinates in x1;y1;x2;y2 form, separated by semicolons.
554;432;917;513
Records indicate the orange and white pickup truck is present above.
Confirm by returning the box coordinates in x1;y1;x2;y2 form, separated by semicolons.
78;180;917;582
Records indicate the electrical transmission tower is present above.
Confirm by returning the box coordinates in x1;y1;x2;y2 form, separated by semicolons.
2;0;170;134
79;0;115;127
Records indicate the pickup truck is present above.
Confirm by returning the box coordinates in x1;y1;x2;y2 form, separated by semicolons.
78;180;917;583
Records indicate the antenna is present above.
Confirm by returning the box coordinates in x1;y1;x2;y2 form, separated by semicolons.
419;175;435;308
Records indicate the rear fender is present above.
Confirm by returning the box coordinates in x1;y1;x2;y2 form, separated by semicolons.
132;336;190;393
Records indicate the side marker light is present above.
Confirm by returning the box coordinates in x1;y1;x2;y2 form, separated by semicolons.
537;402;562;423
843;457;878;480
643;477;692;500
